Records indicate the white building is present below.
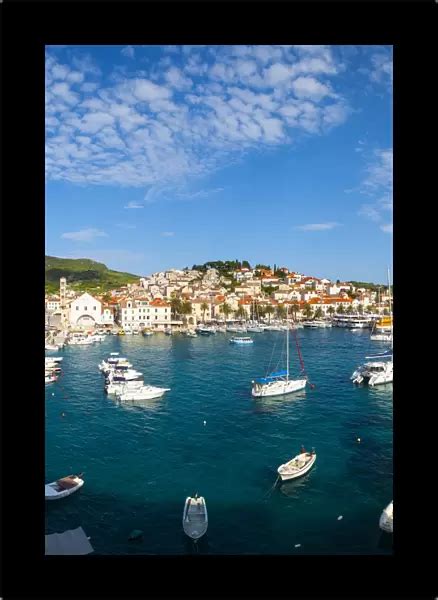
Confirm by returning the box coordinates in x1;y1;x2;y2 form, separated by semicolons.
69;293;102;327
118;298;171;330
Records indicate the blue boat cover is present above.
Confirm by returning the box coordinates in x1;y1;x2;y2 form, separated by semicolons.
255;370;288;383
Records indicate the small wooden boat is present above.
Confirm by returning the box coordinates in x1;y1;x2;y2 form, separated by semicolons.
45;474;84;500
277;449;316;481
182;495;208;540
379;500;393;533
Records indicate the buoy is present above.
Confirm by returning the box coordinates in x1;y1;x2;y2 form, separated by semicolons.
337;515;343;521
203;420;206;426
52;393;55;396
294;543;301;548
357;437;361;443
61;412;66;418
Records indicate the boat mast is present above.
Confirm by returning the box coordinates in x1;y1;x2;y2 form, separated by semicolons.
388;267;393;352
286;304;289;381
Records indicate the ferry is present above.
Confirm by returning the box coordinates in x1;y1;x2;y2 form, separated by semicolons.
332;314;371;329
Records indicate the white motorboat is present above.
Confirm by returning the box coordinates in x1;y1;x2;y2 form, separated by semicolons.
45;374;57;384
45;343;59;351
247;326;265;333
351;358;393;386
142;330;154;336
230;336;254;345
264;325;282;331
196;326;216;335
119;385;170;401
99;357;133;372
370;332;393;342
379;500;393;533
68;336;94;346
332;315;371;329
45;474;84;500
252;306;308;398
45;356;63;363
277;449;316;481
302;320;332;328
165;329;173;335
105;380;144;396
106;369;143;382
182;495;208;540
185;330;197;337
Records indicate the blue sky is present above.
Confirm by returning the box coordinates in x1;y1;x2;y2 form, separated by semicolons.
45;45;392;282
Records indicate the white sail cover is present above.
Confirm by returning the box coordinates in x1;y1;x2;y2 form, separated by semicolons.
45;527;94;555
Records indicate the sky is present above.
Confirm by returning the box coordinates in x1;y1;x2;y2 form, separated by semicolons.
45;45;393;283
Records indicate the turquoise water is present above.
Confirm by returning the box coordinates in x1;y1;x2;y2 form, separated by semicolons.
45;329;393;554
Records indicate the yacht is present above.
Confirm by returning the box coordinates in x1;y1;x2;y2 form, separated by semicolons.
252;307;308;397
351;355;393;386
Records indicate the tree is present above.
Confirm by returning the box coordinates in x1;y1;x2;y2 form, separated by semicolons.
357;304;364;314
241;260;251;269
170;296;182;319
219;302;232;322
337;304;345;315
180;301;192;324
200;302;209;323
265;305;274;323
314;307;324;319
255;264;271;271
276;305;286;320
291;301;300;320
327;305;335;317
303;303;313;319
235;306;247;320
346;304;354;314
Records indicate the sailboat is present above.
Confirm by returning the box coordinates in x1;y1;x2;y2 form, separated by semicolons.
251;306;307;397
352;268;393;386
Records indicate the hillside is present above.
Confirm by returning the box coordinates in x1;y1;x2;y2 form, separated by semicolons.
45;256;140;294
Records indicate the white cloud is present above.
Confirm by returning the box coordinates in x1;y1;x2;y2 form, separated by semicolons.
358;148;393;230
161;231;175;237
380;223;393;234
46;46;353;189
124;201;144;209
121;46;135;59
61;228;108;242
291;76;331;100
295;222;340;231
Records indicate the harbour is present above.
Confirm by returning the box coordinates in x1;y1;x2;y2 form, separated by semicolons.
45;327;393;554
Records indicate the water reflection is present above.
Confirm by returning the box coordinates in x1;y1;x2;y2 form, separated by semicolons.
278;470;317;498
109;396;165;411
252;390;306;413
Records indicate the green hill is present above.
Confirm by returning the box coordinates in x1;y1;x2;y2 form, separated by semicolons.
45;256;140;294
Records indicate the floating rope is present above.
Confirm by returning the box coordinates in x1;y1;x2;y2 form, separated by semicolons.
263;475;280;498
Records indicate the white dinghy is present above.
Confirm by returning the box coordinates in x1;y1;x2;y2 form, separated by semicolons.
379;500;393;533
182;495;208;540
45;474;84;500
277;448;316;481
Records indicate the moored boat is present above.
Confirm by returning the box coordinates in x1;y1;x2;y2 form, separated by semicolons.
182;495;208;540
230;336;254;345
277;448;316;481
379;500;393;533
119;385;170;401
45;474;84;500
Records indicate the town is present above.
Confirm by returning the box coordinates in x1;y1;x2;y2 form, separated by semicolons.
45;261;392;334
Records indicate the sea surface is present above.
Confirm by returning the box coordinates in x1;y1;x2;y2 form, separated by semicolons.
45;328;393;554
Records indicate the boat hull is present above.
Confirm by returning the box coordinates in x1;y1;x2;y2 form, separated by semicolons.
278;453;316;481
379;501;393;533
252;379;307;397
182;497;208;540
45;477;84;500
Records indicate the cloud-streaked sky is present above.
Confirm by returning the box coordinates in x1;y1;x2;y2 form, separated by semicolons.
45;45;392;282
